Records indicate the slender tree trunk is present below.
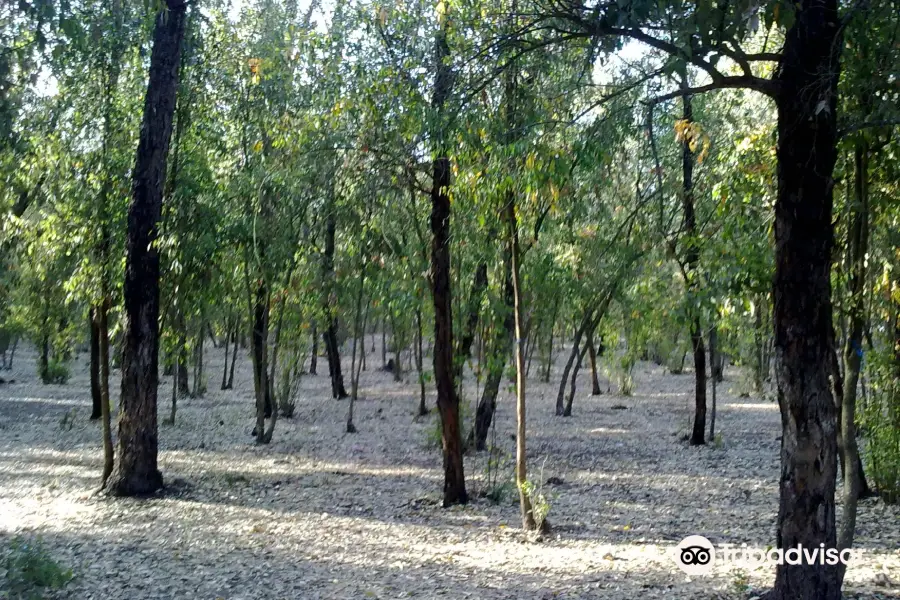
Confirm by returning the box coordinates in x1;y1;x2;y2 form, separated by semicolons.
176;315;189;396
543;302;557;383
507;197;536;530
709;323;718;441
429;13;466;506
381;318;387;367
105;0;186;496
347;262;367;434
837;141;870;559
192;323;204;397
322;207;347;399
563;336;589;417
227;317;239;389
250;282;272;443
309;321;317;375
769;2;842;596
556;312;592;415
270;296;286;413
90;310;102;419
588;328;602;395
710;326;724;382
97;301;114;489
679;75;707;446
415;304;427;416
471;254;514;451
221;315;231;390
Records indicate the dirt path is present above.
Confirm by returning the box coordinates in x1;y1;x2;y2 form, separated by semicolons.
1;342;897;599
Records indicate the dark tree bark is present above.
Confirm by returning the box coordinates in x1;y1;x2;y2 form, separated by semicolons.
471;254;514;451
227;318;239;389
322;207;348;399
92;298;114;489
556;311;592;415
221;315;231;390
309;321;317;375
679;75;707;446
563;335;590;417
430;15;466;507
415;305;428;416
105;0;187;497
250;281;274;441
769;1;842;596
90;309;102;420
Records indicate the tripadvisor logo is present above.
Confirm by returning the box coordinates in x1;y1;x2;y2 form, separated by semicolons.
673;535;862;576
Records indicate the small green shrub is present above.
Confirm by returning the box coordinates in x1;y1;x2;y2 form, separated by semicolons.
520;479;552;531
729;568;751;594
39;360;69;385
3;536;73;599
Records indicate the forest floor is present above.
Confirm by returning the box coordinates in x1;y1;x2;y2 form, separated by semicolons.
1;341;898;600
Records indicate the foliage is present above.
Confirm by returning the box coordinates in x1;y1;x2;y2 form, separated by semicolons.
2;536;73;600
40;360;69;385
861;352;900;504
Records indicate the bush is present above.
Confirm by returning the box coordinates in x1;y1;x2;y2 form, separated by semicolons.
3;536;73;599
862;360;900;504
480;447;515;505
39;360;69;385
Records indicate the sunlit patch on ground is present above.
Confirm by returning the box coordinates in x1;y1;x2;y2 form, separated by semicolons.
1;344;897;599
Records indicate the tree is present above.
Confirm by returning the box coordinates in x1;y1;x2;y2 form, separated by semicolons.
105;0;188;497
429;0;467;507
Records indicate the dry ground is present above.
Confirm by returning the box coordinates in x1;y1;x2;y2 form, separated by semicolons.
1;340;898;599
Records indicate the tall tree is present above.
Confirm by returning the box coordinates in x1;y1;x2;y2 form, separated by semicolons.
105;0;188;497
429;0;466;507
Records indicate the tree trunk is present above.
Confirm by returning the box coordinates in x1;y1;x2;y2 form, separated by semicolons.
192;323;204;397
556;312;592;415
105;0;186;497
837;140;870;559
415;304;428;416
543;300;558;383
176;315;189;397
455;262;488;382
309;322;318;375
507;196;536;530
563;336;590;417
709;326;724;382
90;309;102;419
322;207;347;399
689;318;707;445
769;2;842;596
250;282;273;443
429;14;466;507
679;74;707;446
588;329;602;395
709;322;718;441
471;254;514;451
221;315;231;390
227;318;239;389
97;301;114;489
347;262;367;434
